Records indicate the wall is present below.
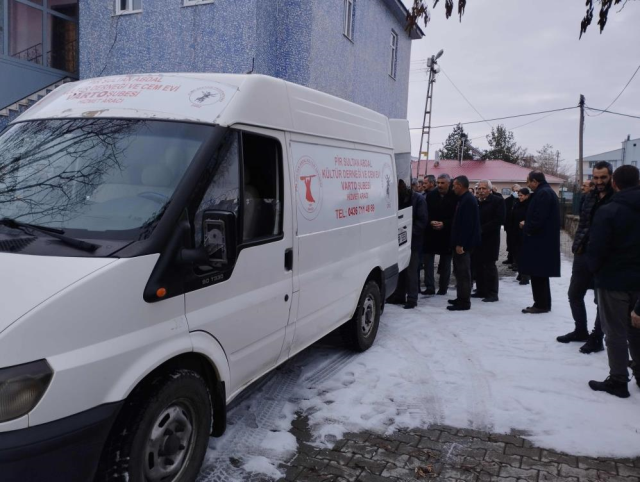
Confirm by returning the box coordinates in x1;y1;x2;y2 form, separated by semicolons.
0;56;67;108
78;0;413;118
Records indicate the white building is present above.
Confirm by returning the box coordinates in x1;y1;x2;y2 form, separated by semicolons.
577;135;640;182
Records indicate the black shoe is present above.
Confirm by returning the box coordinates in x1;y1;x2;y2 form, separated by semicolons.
557;331;589;344
588;377;630;398
447;304;470;311
519;280;530;285
470;292;485;299
436;290;448;295
421;289;436;296
448;299;459;305
403;301;417;309
580;333;604;354
522;306;550;314
516;274;522;281
482;296;499;302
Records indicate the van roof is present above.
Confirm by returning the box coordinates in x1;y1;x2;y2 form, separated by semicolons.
14;73;393;149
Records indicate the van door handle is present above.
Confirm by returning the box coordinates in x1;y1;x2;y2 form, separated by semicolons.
398;214;404;219
285;248;293;271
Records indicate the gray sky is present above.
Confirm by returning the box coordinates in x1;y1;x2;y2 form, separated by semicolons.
402;0;640;173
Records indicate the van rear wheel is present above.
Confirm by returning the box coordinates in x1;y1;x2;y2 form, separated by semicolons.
96;369;212;482
342;281;381;352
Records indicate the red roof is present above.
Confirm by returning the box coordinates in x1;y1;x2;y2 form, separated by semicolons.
411;159;565;184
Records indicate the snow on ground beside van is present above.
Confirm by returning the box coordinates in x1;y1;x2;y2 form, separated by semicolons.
198;255;640;481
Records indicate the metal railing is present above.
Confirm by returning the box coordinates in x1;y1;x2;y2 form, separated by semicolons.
10;40;77;74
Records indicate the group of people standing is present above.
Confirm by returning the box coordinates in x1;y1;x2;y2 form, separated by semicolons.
391;163;640;398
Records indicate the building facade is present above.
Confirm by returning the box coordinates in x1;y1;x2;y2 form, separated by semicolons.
79;0;421;119
0;0;78;125
576;135;640;182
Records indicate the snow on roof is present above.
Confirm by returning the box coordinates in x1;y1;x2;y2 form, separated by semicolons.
411;159;566;184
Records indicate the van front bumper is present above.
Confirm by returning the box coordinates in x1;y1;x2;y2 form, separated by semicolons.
0;401;123;482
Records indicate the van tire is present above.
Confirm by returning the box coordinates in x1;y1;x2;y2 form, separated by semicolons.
96;369;212;482
341;281;381;352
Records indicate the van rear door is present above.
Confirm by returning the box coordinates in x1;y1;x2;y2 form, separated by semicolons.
397;206;412;271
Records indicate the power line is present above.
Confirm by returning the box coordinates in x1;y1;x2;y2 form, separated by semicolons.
588;62;640;117
585;107;640;120
440;67;493;130
409;106;578;130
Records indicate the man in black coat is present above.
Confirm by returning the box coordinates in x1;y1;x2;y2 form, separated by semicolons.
519;171;560;314
586;165;640;398
503;184;520;265
472;180;505;302
447;175;481;312
556;161;613;352
423;174;457;295
389;179;428;309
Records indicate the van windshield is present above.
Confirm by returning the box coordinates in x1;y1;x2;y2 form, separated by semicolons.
0;119;214;240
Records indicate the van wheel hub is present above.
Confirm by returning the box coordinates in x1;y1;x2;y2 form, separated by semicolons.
360;294;376;337
145;401;196;481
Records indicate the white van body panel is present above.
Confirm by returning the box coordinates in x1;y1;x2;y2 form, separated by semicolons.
0;255;191;429
0;253;116;336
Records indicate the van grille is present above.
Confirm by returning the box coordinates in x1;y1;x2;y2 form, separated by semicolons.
0;237;36;253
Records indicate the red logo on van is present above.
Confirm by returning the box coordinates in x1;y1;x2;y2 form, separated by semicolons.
295;156;323;220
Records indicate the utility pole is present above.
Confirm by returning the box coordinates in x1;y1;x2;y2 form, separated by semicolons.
417;50;444;179
578;94;585;185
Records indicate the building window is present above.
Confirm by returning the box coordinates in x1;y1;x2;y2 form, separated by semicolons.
6;0;78;74
343;0;354;40
184;0;215;6
587;174;593;180
389;30;398;79
588;161;596;168
116;0;142;15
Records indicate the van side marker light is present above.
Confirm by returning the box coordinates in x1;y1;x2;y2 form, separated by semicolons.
156;288;167;298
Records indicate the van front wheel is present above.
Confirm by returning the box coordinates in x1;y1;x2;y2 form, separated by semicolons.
342;281;381;352
97;369;212;482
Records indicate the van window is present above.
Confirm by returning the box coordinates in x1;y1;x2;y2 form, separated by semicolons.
241;132;283;243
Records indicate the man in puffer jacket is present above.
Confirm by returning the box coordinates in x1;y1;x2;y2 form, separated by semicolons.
586;165;640;398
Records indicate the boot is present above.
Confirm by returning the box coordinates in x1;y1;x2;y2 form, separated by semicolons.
403;301;417;309
630;361;640;388
579;332;604;354
588;377;630;398
557;330;589;344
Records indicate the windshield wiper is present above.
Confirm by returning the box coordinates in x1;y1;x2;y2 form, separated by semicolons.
0;218;99;252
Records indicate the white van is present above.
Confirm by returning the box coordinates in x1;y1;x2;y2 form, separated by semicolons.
0;73;409;482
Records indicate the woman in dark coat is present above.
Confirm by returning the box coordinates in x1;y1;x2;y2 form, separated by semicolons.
519;172;561;313
512;188;531;285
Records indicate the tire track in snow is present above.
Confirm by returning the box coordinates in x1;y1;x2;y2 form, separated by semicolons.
377;323;446;426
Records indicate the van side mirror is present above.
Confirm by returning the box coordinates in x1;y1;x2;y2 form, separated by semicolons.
179;210;237;269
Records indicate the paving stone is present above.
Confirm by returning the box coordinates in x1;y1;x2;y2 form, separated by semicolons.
484;451;522;468
331;440;349;452
488;434;525;447
538;472;579;482
293;454;330;472
344;432;371;444
616;463;640;478
457;428;491;441
397;442;431;457
295;468;337;481
348;455;387;475
355;472;392;482
440;432;476;444
520;457;560;475
316;448;353;466
388;431;421;446
371;448;410;466
291;427;314;443
430;424;459;435
367;436;400;452
298;442;321;457
487;478;518;482
504;444;542;460
596;474;640;482
542;450;579;468
558;464;600;480
342;441;377;459
498;466;538;482
324;461;362;481
455;447;488;461
380;463;419;480
577;457;617;473
438;466;480;481
413;428;443;441
284;465;305;481
419;437;447;452
466;440;507;454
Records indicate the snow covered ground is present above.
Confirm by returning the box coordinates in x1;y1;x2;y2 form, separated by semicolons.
198;255;640;481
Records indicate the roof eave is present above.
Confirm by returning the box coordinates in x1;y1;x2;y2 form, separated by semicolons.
381;0;425;39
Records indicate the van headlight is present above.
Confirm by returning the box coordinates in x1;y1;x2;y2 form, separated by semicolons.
0;360;53;423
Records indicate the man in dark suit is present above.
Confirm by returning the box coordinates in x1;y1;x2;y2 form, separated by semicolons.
447;176;481;312
472;180;505;302
423;174;457;295
519;171;561;314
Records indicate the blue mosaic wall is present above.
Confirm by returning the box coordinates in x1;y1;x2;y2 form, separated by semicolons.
78;0;413;118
